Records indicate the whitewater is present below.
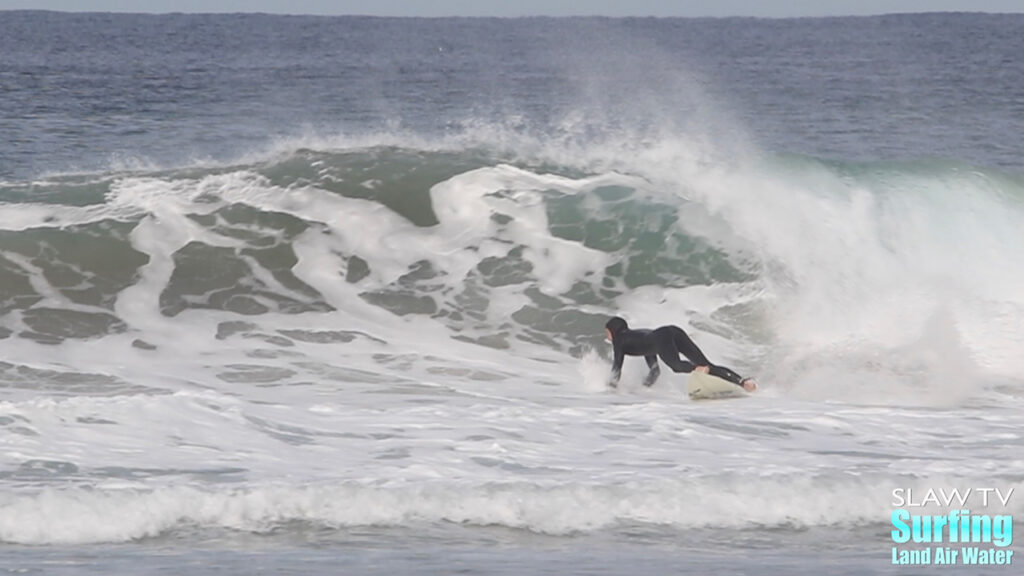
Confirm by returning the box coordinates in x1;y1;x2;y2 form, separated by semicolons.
1;11;1023;575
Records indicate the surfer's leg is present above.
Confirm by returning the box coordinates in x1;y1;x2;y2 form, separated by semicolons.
670;326;750;388
707;365;745;386
669;326;712;366
653;327;696;373
642;354;661;387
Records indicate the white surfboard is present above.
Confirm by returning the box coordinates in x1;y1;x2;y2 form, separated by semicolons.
686;371;748;400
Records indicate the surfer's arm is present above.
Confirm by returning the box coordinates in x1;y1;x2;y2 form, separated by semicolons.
608;347;625;387
642;354;661;387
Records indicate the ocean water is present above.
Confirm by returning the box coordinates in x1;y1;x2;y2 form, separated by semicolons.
1;11;1023;575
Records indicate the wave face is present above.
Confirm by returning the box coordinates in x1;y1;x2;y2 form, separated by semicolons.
2;146;744;352
2;143;1023;390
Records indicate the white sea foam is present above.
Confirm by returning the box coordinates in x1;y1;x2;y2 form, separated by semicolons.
3;372;1022;545
6;472;1022;545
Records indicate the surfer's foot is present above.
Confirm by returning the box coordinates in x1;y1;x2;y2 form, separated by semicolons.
741;378;758;392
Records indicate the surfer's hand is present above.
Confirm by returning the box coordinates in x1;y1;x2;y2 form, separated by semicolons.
694;365;710;374
741;378;758;392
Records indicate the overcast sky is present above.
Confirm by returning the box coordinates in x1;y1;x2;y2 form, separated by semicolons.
1;0;1023;17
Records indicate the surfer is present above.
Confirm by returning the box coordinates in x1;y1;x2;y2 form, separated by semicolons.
605;316;757;391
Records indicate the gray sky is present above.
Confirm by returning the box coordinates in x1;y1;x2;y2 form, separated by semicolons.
1;0;1023;17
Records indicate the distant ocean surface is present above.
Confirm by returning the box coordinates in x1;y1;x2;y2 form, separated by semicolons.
1;11;1023;575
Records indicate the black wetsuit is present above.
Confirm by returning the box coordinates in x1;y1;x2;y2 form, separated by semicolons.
605;316;747;388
